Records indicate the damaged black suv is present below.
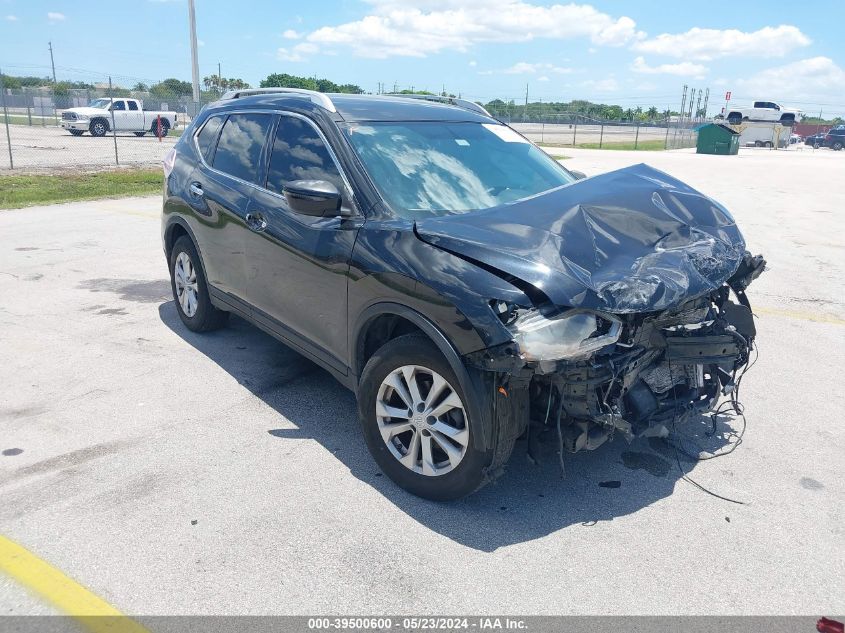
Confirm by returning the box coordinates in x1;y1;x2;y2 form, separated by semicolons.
162;89;765;500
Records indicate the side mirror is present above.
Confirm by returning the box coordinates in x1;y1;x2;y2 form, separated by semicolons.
569;170;587;180
282;180;347;217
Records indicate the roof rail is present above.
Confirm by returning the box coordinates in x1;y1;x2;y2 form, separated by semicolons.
218;87;336;113
383;93;492;117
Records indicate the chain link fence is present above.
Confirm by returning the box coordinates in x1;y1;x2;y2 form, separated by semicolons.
1;83;701;171
0;82;216;171
510;118;699;150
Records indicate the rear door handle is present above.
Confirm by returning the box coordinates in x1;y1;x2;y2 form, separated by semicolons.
245;212;267;232
189;182;204;197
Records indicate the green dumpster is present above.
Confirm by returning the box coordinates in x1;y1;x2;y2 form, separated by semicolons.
696;123;740;155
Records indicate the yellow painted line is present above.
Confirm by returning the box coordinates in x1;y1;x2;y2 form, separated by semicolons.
755;306;845;325
0;534;150;633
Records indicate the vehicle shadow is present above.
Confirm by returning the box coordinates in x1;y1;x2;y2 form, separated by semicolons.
159;301;737;552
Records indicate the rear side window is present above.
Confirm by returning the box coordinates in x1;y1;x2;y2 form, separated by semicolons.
112;101;126;111
212;113;274;184
128;101;139;111
196;115;225;164
266;115;343;194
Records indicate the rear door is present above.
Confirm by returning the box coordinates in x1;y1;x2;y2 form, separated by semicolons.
125;100;144;131
245;113;360;371
187;111;275;304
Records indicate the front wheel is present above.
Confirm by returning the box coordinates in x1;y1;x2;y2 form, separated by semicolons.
169;236;229;332
833;141;843;151
134;131;146;137
89;119;108;137
69;129;84;136
358;334;491;500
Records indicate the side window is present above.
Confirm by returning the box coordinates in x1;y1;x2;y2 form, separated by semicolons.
195;115;225;164
266;115;344;195
112;100;126;111
128;101;139;111
212;113;274;184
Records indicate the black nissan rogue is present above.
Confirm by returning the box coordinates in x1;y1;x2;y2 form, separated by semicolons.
162;89;765;500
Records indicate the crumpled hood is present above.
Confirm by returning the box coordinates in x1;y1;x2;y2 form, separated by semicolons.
414;163;747;313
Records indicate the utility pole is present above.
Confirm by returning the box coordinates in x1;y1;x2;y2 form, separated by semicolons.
524;83;528;122
187;0;201;104
1;67;14;169
48;41;57;83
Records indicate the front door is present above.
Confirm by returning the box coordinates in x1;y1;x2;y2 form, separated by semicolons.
246;114;359;372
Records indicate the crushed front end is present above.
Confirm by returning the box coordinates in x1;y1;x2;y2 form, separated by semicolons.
466;253;765;459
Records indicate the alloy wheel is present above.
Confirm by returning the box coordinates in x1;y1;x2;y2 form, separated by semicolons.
375;365;469;476
174;251;199;317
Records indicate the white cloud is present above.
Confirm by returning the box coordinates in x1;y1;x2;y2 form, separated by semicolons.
633;25;810;61
631;56;708;79
581;77;618;92
307;1;643;58
5;15;18;21
282;29;301;39
500;61;573;74
277;42;319;62
538;76;549;82
47;11;66;21
468;60;477;67
734;57;845;105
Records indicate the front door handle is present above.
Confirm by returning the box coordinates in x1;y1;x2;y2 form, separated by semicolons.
245;212;267;232
189;182;204;197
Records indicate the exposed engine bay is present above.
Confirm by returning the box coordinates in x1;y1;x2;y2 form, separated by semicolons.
467;252;765;460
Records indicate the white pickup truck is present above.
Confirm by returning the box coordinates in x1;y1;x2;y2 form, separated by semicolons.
61;98;178;137
725;101;801;126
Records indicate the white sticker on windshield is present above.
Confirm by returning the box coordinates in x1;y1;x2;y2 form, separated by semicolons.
455;139;470;146
482;123;529;143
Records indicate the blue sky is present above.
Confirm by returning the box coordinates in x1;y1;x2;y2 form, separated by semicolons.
2;0;843;115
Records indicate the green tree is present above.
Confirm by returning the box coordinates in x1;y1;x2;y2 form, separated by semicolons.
260;73;362;94
150;78;193;98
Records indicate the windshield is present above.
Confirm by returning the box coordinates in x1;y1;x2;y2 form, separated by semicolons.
88;99;112;109
342;121;575;219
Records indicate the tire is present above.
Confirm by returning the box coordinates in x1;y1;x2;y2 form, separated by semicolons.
764;141;773;148
168;235;229;332
814;143;820;149
152;119;170;138
754;141;763;148
89;119;108;137
134;131;146;137
358;333;492;501
833;142;843;151
69;129;84;136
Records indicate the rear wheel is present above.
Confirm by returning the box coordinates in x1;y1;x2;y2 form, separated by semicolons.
169;236;228;332
134;131;146;137
358;333;491;500
754;140;763;148
764;141;773;148
152;119;170;138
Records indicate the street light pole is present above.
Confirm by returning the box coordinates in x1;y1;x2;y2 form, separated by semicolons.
187;0;200;105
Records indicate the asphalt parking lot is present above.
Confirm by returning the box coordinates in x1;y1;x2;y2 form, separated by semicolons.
0;147;843;617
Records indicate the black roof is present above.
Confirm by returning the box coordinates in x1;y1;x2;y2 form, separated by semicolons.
208;93;494;123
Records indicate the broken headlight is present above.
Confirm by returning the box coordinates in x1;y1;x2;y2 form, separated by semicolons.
508;309;622;361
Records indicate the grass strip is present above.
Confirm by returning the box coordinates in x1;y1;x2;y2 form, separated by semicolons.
0;169;162;209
